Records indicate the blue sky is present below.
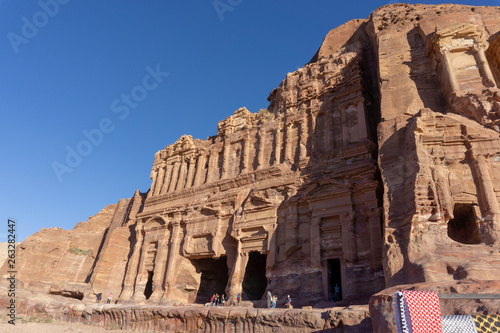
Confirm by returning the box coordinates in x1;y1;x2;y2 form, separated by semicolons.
1;0;498;242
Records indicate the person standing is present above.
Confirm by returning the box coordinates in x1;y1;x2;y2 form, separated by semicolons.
272;295;277;308
210;294;215;306
267;291;272;308
285;295;292;309
107;292;112;304
96;292;102;303
236;293;241;306
333;284;340;301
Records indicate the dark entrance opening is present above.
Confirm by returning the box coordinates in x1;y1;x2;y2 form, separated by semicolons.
328;258;342;301
242;252;267;300
190;256;229;304
448;204;481;244
144;270;154;299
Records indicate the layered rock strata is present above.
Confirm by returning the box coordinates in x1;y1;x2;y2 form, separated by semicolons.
2;3;500;332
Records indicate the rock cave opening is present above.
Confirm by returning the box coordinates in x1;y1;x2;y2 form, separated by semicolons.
447;203;481;244
242;251;267;301
191;256;229;304
144;270;154;299
328;258;342;300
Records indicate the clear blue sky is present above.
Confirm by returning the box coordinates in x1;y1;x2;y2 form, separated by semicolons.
1;0;498;242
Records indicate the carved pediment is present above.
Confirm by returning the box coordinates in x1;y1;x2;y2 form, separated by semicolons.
301;179;352;199
217;107;254;136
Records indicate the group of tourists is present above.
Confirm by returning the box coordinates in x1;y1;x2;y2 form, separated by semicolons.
210;293;225;306
96;292;113;304
266;291;292;309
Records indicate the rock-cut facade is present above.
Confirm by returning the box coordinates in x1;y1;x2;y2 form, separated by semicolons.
4;4;500;309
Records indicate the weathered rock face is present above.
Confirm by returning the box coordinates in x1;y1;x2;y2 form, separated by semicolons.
370;4;500;289
3;3;500;332
0;204;118;296
369;280;500;333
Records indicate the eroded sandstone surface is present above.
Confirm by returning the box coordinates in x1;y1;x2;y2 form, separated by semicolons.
2;3;500;332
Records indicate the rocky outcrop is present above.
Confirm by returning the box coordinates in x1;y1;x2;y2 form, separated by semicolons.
0;282;371;332
370;280;500;332
0;204;118;294
2;4;500;332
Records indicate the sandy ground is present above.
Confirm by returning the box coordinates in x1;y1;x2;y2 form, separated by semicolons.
0;321;140;332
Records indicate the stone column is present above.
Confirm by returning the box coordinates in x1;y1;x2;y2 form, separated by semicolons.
266;224;277;268
206;149;218;183
226;239;249;303
147;168;159;198
148;226;170;301
471;154;500;244
340;106;350;146
176;158;188;190
342;212;357;261
160;163;173;195
185;157;196;188
441;49;460;93
274;126;282;165
309;111;317;151
324;113;332;151
193;154;207;187
285;205;298;254
366;207;382;268
168;161;180;192
257;129;266;169
310;217;321;267
299;115;308;159
165;219;181;298
284;122;293;162
242;135;250;173
356;101;368;141
222;140;231;178
475;44;497;87
153;164;166;196
118;223;144;301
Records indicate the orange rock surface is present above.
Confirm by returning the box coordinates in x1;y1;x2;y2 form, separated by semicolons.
2;3;500;332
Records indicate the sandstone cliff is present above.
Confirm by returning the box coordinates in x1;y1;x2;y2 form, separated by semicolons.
2;4;500;332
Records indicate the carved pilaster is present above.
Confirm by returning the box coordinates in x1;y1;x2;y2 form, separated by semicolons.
299;115;308;159
475;44;497;87
160;163;173;195
310;217;321;267
222;140;231;178
168;161;180;192
206;149;218;183
165;219;181;297
193;154;207;187
149;225;170;301
153;164;166;196
324;113;332;152
274;127;282;165
185;157;196;188
284;122;293;162
176;158;188;190
118;223;144;301
241;135;250;173
469;154;500;244
257;128;265;169
441;49;460;93
148;168;159;198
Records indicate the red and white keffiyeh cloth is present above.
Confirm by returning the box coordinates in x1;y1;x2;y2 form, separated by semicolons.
394;290;443;333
